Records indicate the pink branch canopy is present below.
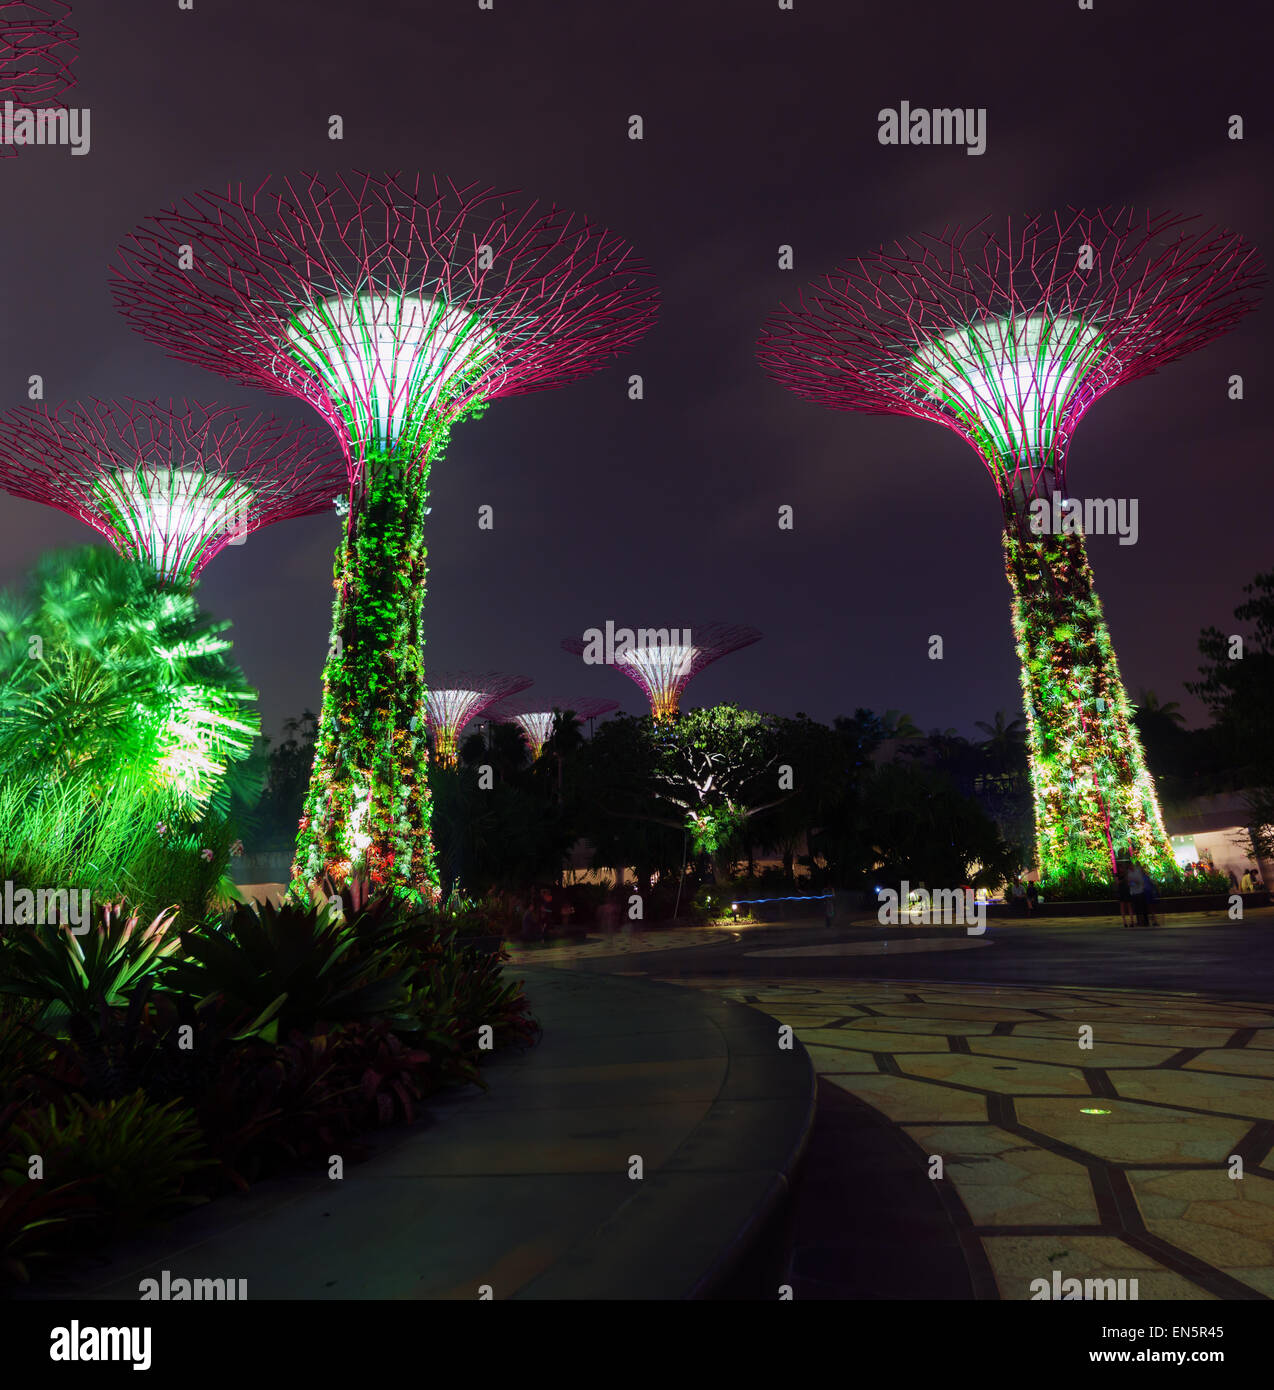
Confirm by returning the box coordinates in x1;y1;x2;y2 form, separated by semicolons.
0;1;76;109
423;671;534;744
0;399;347;583
110;172;660;485
491;696;620;757
562;622;762;714
757;209;1264;496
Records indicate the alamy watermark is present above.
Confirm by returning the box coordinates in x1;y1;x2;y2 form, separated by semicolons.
877;881;986;934
1;881;90;933
1031;1270;1139;1299
0;101;91;156
579;621;693;666
877;101;986;157
1028;495;1139;546
139;1270;247;1300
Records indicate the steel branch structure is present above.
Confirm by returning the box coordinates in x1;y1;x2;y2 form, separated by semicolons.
0;400;346;588
562;622;762;721
0;2;76;118
494;696;620;760
758;209;1264;883
110;172;658;901
424;672;533;769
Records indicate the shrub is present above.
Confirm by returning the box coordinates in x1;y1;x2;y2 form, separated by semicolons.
330;1020;439;1127
4;1091;213;1241
688;884;756;923
403;929;539;1059
0;999;63;1109
167;896;414;1041
0;904;181;1024
0;1099;93;1286
193;1031;364;1190
1040;869;1233;901
0;778;235;928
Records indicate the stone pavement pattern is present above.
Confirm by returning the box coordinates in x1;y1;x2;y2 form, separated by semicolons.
649;976;1274;1299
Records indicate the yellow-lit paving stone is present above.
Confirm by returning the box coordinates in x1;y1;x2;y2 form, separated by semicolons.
1108;1068;1274;1117
754;1004;872;1019
1040;1004;1274;1027
909;992;1096;1010
905;1124;1098;1224
982;1235;1217;1301
801;1045;887;1074
1185;1050;1274;1079
823;1073;987;1122
966;1035;1177;1068
864;1003;1045;1021
1013;1097;1250;1163
841;1016;1000;1035
795;1026;952;1053
1016;1022;1238;1048
893;1053;1091;1095
1128;1169;1274;1296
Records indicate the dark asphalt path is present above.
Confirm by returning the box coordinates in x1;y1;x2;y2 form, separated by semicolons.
562;918;1274;1001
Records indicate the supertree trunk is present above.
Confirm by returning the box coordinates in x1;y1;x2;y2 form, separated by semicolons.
1001;502;1175;882
293;461;438;901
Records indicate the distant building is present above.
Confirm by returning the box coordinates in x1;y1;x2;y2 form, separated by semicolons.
1162;792;1271;884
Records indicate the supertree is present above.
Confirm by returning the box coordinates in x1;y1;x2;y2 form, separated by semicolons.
0;400;345;807
495;696;620;760
109;172;658;902
0;3;76;120
424;672;532;769
562;623;762;721
758;209;1264;883
0;400;347;588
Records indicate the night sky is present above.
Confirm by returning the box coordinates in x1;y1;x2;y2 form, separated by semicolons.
0;0;1268;743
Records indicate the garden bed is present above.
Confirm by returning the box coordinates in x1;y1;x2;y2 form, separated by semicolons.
987;890;1269;918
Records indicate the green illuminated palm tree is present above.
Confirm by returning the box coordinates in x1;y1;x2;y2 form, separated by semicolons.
0;546;260;813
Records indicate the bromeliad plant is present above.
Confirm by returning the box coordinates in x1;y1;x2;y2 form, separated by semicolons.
0;904;181;1024
167;895;416;1042
4;1091;213;1241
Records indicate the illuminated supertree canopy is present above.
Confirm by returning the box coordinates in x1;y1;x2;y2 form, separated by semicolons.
424;672;532;769
494;696;619;760
758;209;1265;883
0;400;346;588
110;173;658;902
562;623;762;721
0;2;76;110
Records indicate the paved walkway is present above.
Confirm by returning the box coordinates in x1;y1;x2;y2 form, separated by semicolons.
511;914;1274;1298
654;975;1274;1299
28;967;813;1301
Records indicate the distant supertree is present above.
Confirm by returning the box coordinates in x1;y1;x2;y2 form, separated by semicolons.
0;401;345;589
424;672;532;769
110;172;658;901
495;696;620;760
0;3;76;115
758;209;1264;883
562;623;762;721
